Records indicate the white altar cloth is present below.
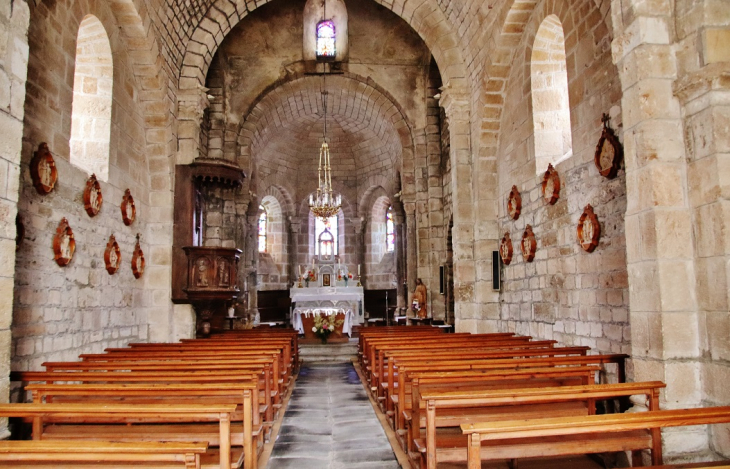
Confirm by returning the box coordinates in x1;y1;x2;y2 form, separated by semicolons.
292;308;353;336
290;286;364;325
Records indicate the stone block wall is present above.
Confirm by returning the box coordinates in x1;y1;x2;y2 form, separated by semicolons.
12;0;153;375
495;2;628;362
0;0;30;437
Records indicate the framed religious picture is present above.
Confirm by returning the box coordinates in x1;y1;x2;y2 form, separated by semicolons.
83;174;103;217
507;185;522;220
577;204;601;253
594;113;623;179
322;273;331;287
104;234;121;275
131;234;145;279
499;232;513;266
52;218;75;267
521;225;537;263
121;189;136;226
30;142;58;195
542;164;561;205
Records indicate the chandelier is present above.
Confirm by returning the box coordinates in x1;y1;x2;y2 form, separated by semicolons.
309;87;341;219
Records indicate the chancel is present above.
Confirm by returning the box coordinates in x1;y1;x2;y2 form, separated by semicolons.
2;0;730;467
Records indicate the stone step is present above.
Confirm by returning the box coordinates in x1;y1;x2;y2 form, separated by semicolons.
299;343;358;364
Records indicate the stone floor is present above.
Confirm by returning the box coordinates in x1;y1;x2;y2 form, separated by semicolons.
268;363;400;469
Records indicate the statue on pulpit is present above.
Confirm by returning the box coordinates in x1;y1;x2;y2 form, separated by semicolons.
412;278;428;318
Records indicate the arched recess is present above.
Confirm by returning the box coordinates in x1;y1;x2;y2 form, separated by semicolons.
531;15;572;173
365;192;396;290
300;194;354;261
258;190;289;290
237;73;414;176
70;15;113;181
303;0;348;61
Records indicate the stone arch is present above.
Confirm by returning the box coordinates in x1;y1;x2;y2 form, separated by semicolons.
237;72;415;174
70;15;113;182
178;0;467;94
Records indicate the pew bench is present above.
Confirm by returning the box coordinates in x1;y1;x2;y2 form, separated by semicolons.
396;365;600;437
413;381;665;469
460;406;730;468
0;440;209;469
0;402;239;469
24;382;261;469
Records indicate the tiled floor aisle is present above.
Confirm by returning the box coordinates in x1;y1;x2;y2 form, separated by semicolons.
268;363;400;469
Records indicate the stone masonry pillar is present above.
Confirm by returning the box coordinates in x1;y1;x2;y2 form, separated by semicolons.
439;87;477;331
611;1;701;425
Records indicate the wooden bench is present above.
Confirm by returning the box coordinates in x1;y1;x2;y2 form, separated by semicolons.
368;338;563;393
398;366;600;451
0;440;208;469
13;370;273;444
387;353;626;418
0;402;238;469
382;346;597;409
25;382;260;469
413;381;665;469
38;359;280;418
461;406;730;468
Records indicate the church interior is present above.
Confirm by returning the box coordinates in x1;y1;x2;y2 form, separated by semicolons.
1;0;730;466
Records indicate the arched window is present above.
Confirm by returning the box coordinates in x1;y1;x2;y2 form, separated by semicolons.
385;206;395;253
69;15;113;181
257;205;267;253
316;20;336;59
531;15;573;174
315;215;338;256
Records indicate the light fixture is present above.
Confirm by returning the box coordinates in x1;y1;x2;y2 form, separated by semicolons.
309;80;341;220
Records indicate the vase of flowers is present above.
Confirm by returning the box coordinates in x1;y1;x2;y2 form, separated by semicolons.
312;313;345;344
304;269;315;287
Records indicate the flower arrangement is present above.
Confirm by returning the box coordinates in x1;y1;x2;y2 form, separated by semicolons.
312;313;344;344
304;269;315;286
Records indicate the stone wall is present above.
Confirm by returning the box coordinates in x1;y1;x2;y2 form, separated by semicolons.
495;2;627;361
0;0;30;437
13;0;153;375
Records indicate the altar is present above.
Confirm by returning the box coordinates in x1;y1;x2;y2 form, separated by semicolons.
290;285;364;328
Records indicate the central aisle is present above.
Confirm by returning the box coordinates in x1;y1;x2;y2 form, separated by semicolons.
268;363;399;469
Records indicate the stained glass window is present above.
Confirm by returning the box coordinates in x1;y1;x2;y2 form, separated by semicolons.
258;206;267;253
315;215;338;256
386;206;395;253
316;20;336;59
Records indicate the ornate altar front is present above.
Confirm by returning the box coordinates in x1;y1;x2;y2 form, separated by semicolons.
290;286;364;327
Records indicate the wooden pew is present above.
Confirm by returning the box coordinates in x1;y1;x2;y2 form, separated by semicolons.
13;371;272;436
387;352;626;419
381;346;595;408
391;351;600;429
25;382;259;469
367;337;562;393
461;406;730;468
0;403;237;469
0;440;208;469
415;381;665;469
399;366;601;452
39;359;279;417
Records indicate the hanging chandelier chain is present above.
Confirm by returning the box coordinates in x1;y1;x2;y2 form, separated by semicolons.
310;69;341;221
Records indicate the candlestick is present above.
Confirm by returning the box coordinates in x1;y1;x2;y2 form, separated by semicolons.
357;264;360;275
299;265;302;276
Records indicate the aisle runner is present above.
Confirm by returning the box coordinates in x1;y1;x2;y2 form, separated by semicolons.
268;364;399;469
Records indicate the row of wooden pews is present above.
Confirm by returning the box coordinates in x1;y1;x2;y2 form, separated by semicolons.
358;326;730;469
7;327;300;469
